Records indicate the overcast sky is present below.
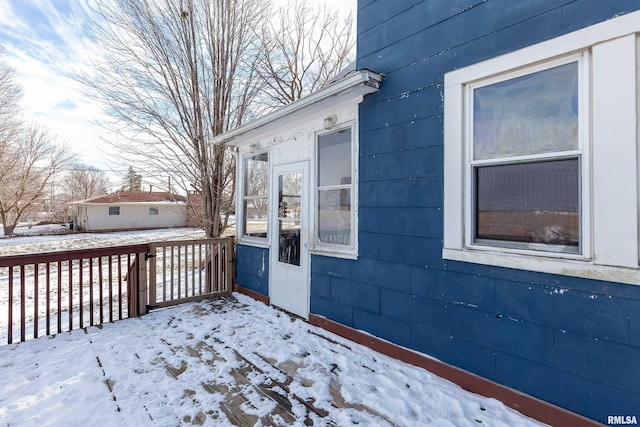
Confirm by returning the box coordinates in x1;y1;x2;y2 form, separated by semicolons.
0;0;356;185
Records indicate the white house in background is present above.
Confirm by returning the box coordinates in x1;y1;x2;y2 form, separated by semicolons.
69;191;188;232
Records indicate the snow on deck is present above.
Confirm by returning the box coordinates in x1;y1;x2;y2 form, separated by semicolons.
0;294;547;426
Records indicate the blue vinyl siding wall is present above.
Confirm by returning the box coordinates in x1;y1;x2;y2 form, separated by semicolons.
235;244;269;296
310;0;640;423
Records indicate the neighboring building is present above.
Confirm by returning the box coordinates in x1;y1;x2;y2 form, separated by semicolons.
215;2;640;425
70;191;188;232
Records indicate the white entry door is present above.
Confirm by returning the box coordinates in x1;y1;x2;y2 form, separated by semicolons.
270;161;310;319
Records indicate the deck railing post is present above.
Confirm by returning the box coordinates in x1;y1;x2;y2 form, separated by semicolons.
206;243;214;294
126;256;138;317
224;238;234;295
147;244;157;309
137;251;148;316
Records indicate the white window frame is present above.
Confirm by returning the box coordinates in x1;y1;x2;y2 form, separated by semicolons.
464;54;590;258
443;12;640;284
312;123;359;259
239;150;269;246
108;206;120;216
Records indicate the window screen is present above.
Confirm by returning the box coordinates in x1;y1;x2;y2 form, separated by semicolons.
475;159;579;248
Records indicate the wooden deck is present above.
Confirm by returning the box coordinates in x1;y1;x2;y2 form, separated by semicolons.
0;295;543;426
125;297;398;426
163;337;394;426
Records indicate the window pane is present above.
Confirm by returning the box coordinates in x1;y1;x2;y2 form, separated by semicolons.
109;206;120;216
318;129;351;187
278;219;300;266
475;159;579;248
318;189;351;245
245;153;268;196
242;199;267;238
149;207;159;215
473;62;579;160
278;173;301;220
243;152;268;239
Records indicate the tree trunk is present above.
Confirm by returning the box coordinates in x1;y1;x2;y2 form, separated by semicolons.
3;223;16;236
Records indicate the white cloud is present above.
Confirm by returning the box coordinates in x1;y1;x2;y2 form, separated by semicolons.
0;0;356;182
0;0;113;171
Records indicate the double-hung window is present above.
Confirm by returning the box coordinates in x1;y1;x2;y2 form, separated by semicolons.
242;152;268;240
469;58;584;254
444;13;640;282
315;127;356;255
109;206;120;216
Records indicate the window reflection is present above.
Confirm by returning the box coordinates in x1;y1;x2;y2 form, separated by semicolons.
317;128;352;246
243;152;268;238
473;62;579;160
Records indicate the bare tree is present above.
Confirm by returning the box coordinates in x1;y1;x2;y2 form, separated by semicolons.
0;55;20;132
0;125;75;235
63;165;110;200
0;53;75;235
78;0;354;237
79;0;270;237
258;0;355;105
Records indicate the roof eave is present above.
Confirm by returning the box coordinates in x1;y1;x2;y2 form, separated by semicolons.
212;69;383;147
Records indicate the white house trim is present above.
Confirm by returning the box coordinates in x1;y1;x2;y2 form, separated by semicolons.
443;12;640;284
212;69;382;148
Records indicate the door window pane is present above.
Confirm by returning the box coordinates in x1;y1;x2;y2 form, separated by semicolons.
278;220;300;266
278;173;301;266
279;173;301;219
475;159;579;249
473;62;579;160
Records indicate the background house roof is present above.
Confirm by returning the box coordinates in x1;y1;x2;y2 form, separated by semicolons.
72;191;188;204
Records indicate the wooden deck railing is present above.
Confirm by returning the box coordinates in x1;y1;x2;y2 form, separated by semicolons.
0;237;234;346
147;238;233;309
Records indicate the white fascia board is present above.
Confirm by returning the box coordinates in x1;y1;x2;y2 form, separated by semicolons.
68;198;96;205
212;69;382;148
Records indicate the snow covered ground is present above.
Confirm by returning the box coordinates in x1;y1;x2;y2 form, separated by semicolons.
0;224;207;255
0;294;547;426
0;227;548;426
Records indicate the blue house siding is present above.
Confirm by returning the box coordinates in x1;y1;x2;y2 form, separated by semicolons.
235;244;269;296
310;0;640;423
